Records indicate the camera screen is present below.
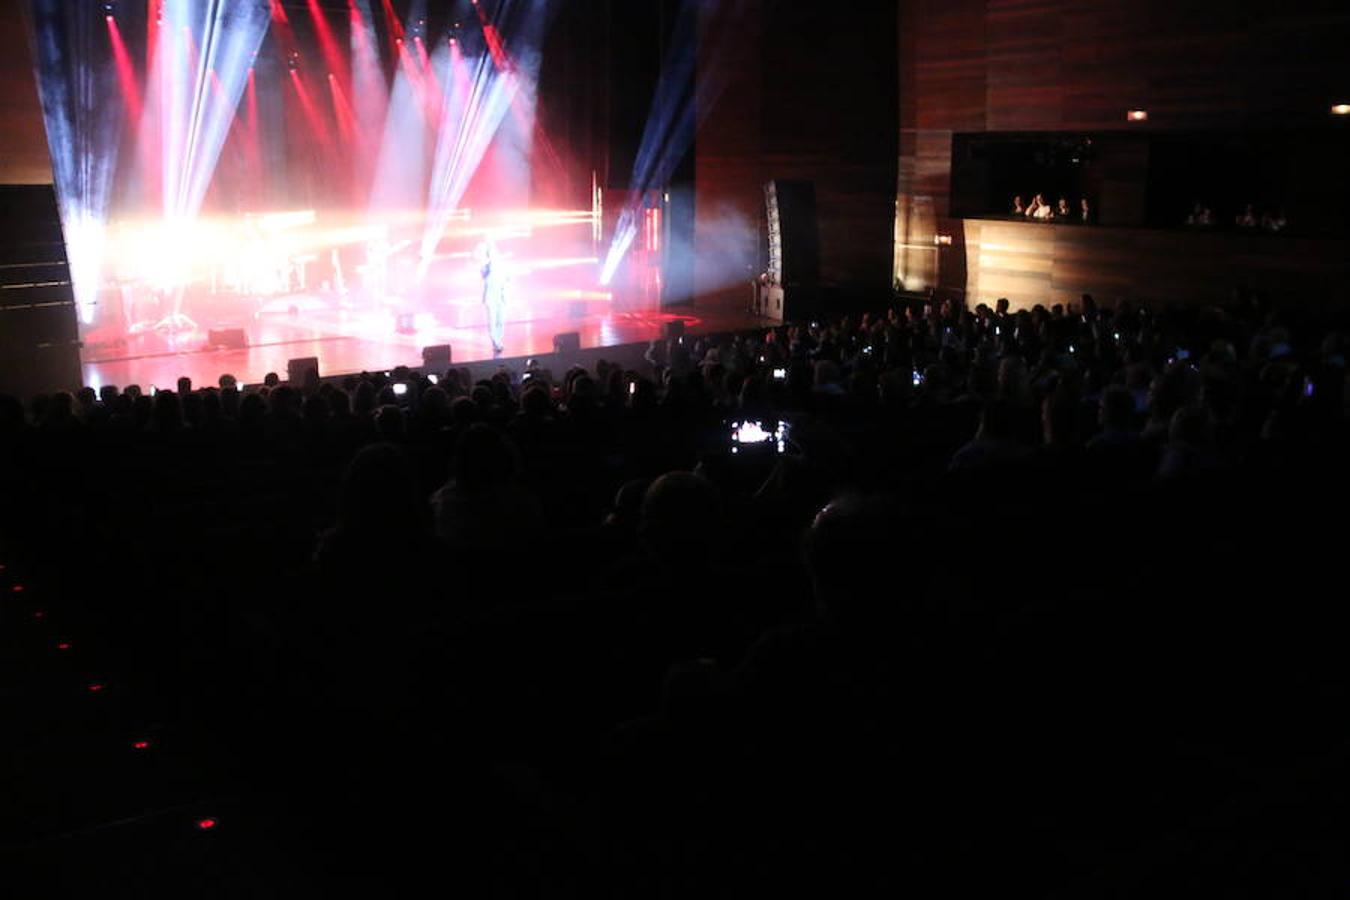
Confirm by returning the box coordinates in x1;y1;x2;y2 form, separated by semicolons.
393;383;409;396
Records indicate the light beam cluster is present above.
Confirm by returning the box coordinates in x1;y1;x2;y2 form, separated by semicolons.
32;0;557;325
600;0;750;287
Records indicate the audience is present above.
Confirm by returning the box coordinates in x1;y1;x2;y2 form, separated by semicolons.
1009;192;1094;223
1187;201;1215;226
3;287;1348;894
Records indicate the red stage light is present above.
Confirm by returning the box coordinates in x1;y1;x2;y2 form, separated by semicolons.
57;641;71;650
197;818;217;830
12;584;24;592
106;13;143;121
88;683;105;692
34;611;45;620
133;740;151;750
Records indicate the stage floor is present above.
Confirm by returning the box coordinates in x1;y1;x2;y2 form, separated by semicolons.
81;299;773;389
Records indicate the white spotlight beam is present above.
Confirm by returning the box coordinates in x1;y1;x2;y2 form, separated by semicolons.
418;0;550;271
162;0;270;223
30;0;123;322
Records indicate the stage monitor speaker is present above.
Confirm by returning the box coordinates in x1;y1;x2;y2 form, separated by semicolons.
208;327;247;349
663;320;686;340
0;185;82;397
421;344;452;367
552;332;581;354
287;357;319;385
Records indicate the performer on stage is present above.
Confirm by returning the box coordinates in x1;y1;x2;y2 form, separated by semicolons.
475;237;509;354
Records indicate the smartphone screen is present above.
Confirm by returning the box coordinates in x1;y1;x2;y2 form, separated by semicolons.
730;420;788;454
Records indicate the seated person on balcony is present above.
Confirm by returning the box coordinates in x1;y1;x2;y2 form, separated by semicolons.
1186;202;1214;226
1030;194;1054;220
1262;209;1287;233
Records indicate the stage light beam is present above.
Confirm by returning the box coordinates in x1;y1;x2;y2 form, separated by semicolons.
599;0;750;288
106;15;143;122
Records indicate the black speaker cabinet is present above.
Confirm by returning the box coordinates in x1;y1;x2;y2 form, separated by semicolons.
552;332;581;354
0;185;82;396
287;357;319;385
421;344;452;367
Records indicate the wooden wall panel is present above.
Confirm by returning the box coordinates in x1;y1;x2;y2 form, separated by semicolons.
898;0;1350;302
696;0;899;310
962;219;1350;311
0;0;51;185
694;0;764;308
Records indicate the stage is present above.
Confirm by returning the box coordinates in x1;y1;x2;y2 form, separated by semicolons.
24;1;769;395
80;299;771;390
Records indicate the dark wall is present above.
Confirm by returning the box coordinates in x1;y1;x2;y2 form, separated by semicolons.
535;0;609;207
0;185;81;397
897;0;1350;304
695;0;899;310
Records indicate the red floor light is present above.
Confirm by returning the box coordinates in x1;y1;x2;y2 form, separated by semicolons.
196;818;217;830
